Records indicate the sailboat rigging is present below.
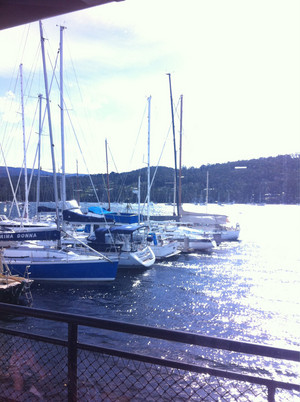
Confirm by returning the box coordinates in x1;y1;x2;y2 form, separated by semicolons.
2;21;120;282
167;73;180;218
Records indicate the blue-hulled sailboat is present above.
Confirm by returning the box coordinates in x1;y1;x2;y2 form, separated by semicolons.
1;22;119;282
2;242;118;282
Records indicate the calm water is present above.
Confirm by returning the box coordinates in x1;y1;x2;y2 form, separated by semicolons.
1;203;300;384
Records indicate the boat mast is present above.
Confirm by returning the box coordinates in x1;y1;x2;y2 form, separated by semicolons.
178;94;183;209
167;73;180;219
60;25;66;212
76;159;80;204
20;63;29;221
206;170;209;212
36;94;43;218
39;20;60;227
137;175;141;225
105;138;111;211
147;95;151;226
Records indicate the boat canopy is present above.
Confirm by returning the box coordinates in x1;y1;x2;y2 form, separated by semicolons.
63;209;115;223
93;224;147;242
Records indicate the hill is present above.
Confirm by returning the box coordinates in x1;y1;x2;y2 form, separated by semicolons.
0;154;299;204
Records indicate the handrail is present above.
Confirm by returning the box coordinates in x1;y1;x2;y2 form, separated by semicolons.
0;302;299;362
1;302;299;402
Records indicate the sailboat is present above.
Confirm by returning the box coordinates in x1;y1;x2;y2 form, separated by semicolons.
0;66;59;246
143;95;180;260
154;223;216;253
86;223;156;268
0;64;59;242
142;79;215;253
2;21;119;282
179;168;240;242
167;78;240;243
2;242;118;282
66;134;155;269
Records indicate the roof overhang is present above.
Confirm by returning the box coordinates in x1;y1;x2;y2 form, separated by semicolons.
0;0;124;31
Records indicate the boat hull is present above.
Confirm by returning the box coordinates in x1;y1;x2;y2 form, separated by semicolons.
220;229;240;242
4;259;118;282
150;242;181;260
179;238;215;252
98;246;156;268
119;246;155;268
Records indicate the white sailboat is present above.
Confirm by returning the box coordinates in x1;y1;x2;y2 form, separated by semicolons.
144;95;180;260
86;224;155;268
155;223;216;253
175;90;240;243
46;24;154;269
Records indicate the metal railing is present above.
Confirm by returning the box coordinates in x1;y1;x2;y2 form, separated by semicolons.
0;302;299;401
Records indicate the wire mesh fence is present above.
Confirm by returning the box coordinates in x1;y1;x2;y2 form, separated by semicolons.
0;303;299;401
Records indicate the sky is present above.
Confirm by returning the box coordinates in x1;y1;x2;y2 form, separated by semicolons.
0;0;299;175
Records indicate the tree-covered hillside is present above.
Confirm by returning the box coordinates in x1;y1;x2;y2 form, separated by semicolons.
0;154;299;204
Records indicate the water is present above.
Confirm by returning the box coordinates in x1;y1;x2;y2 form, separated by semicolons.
1;203;300;384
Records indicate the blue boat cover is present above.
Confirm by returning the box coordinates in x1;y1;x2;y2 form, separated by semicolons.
88;207;140;224
88;206;113;215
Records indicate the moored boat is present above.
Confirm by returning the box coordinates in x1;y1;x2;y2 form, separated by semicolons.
87;224;155;268
2;242;118;282
156;224;216;253
179;208;240;242
147;232;181;260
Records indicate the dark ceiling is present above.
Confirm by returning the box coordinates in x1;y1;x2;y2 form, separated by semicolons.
0;0;123;31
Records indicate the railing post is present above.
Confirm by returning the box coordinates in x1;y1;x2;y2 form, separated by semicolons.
268;385;275;402
68;323;78;402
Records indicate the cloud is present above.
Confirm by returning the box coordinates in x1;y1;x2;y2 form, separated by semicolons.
0;0;299;174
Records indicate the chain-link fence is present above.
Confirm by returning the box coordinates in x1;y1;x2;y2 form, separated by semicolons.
0;303;299;401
